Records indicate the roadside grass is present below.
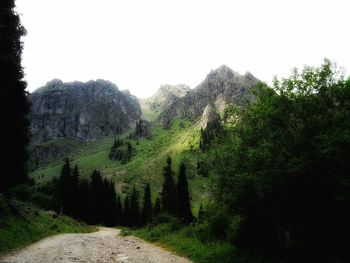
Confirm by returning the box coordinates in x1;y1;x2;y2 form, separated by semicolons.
0;198;95;254
122;223;236;263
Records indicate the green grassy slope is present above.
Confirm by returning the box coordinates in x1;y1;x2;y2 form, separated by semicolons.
0;196;95;254
30;119;214;213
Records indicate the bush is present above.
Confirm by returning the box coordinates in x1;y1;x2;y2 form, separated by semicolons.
208;211;230;240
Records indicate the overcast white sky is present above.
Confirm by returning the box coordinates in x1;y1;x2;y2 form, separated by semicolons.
16;0;349;98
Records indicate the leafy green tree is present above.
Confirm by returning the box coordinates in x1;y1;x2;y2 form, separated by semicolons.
0;0;30;194
140;183;153;225
217;60;350;259
161;157;177;215
176;162;193;223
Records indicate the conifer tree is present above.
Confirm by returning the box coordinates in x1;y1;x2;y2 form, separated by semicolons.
161;157;177;215
56;158;73;215
123;195;130;226
0;0;30;194
78;179;91;222
129;187;140;226
141;183;153;225
90;169;103;224
71;164;80;217
176;162;193;223
116;195;123;225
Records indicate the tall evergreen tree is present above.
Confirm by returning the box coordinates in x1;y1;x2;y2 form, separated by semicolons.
176;162;193;223
89;169;103;224
116;195;123;225
0;0;30;194
55;158;73;215
141;183;153;225
123;195;130;226
70;164;80;217
161;157;177;215
129;187;140;226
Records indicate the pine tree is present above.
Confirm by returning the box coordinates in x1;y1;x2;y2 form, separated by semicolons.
161;157;177;215
129;187;140;226
90;169;103;224
78;179;91;222
0;0;30;194
176;162;193;223
123;195;130;226
71;164;80;217
141;183;153;225
55;158;73;215
153;197;161;216
116;195;123;225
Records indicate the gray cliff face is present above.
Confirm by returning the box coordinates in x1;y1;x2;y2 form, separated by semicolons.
29;79;142;145
140;84;190;115
157;65;259;125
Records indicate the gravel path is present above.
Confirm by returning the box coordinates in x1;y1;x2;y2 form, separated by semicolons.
0;227;192;263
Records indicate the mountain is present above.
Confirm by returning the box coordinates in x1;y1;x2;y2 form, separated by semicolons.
157;65;259;126
139;84;190;121
29;79;141;145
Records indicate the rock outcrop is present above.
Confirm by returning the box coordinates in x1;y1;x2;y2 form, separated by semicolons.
139;84;190;121
29;79;142;145
157;65;259;125
200;104;220;130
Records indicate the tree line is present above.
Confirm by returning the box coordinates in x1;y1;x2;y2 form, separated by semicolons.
211;60;350;261
52;156;193;227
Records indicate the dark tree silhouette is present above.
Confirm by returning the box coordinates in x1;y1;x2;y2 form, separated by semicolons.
176;162;193;223
129;187;140;226
161;157;177;216
55;158;73;215
140;183;153;225
0;0;30;194
116;195;123;225
123;195;130;226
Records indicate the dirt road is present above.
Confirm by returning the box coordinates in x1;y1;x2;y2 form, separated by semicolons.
0;227;192;263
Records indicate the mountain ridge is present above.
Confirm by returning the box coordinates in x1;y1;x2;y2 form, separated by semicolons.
156;65;259;126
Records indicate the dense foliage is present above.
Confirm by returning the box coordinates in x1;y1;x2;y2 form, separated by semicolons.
50;157;193;228
215;60;350;261
0;0;30;194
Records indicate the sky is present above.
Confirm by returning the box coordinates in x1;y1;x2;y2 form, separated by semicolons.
16;0;350;98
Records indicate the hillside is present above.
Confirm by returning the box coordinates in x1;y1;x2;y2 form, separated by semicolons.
29;65;256;212
157;65;259;125
30;119;215;212
0;194;94;254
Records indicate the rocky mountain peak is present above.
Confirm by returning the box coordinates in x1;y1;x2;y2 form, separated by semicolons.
157;65;260;125
29;79;142;145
